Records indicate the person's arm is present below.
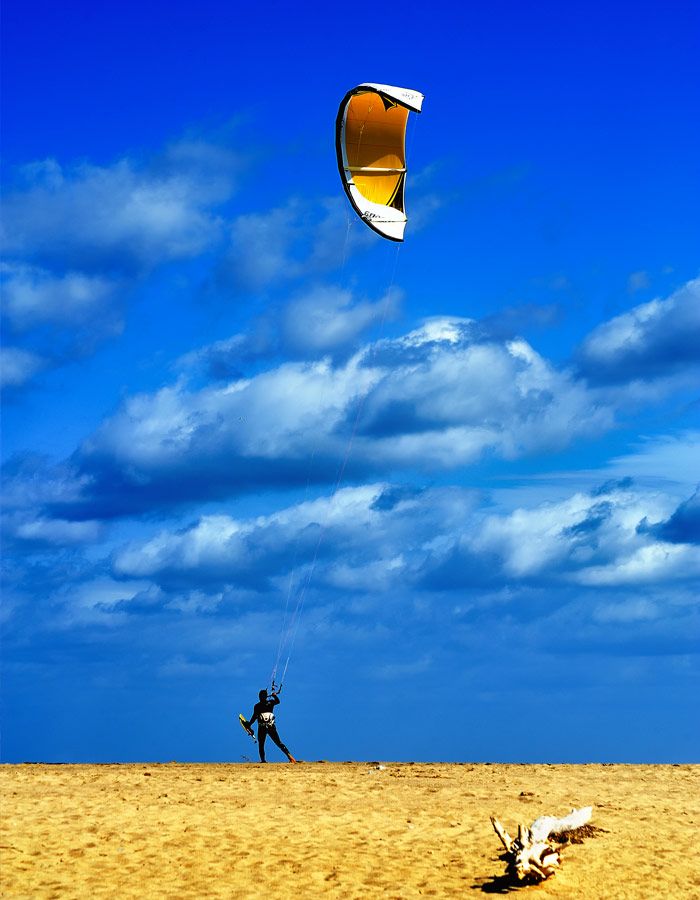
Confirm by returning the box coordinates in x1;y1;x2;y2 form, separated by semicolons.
270;693;280;707
247;703;260;726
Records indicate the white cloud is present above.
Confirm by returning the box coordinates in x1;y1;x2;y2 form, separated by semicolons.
83;357;375;474
576;541;700;586
1;456;103;547
110;478;700;599
220;196;373;292
76;318;615;512
50;577;153;628
0;347;46;389
12;516;103;546
470;483;683;582
2;142;238;274
1;137;241;388
604;432;700;490
179;283;402;376
112;483;474;587
357;323;613;463
578;277;700;384
279;284;401;357
497;432;700;515
115;513;246;578
226;201;303;290
474;492;599;577
2;263;124;332
2;455;90;511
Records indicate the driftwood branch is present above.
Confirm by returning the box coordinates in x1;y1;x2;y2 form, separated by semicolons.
491;818;513;852
490;806;593;884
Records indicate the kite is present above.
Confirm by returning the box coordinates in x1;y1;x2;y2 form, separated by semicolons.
335;83;424;241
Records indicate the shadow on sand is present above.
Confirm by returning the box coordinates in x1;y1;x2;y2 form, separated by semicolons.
471;873;522;893
471;854;522;894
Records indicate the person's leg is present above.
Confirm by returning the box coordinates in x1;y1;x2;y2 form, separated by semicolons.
267;725;296;762
258;728;267;762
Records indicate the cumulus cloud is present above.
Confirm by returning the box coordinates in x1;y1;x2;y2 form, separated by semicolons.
110;479;700;604
50;578;155;628
1;264;125;369
576;541;699;586
1;137;241;388
2;264;130;389
180;284;402;376
355;319;612;461
0;347;47;390
641;487;700;545
1;454;102;548
1;264;124;333
9;516;103;549
421;480;700;591
218;196;373;292
113;483;475;592
577;278;700;384
51;318;614;517
6;471;698;679
2;453;90;510
1;141;238;275
279;284;401;358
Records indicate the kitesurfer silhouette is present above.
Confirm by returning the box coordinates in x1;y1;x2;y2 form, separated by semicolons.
244;689;297;763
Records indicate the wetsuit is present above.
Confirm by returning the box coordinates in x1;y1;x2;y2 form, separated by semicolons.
247;693;293;762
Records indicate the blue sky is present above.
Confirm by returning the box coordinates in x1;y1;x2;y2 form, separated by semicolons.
2;0;699;763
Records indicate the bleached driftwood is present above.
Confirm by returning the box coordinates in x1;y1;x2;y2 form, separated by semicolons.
490;806;592;884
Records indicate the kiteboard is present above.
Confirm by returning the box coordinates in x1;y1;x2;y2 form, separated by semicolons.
238;713;256;742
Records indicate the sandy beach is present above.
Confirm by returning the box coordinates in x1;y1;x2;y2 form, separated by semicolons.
1;762;698;899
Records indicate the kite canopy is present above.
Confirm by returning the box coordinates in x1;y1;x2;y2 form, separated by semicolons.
336;83;424;241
